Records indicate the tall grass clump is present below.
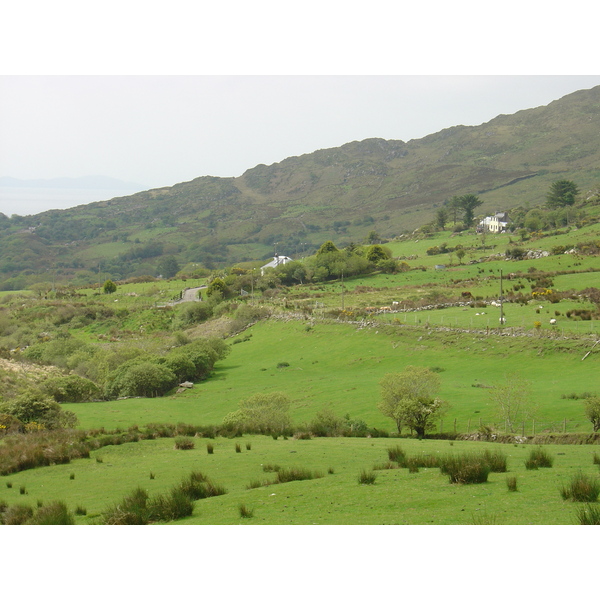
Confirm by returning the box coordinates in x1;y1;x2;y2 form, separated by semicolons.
239;504;254;518
102;487;150;525
147;489;194;522
482;449;508;473
560;472;600;502
206;443;214;454
177;471;227;499
235;443;241;453
174;437;195;450
275;467;323;483
506;476;518;492
387;445;407;466
440;454;490;484
0;504;33;525
525;446;553;470
576;504;600;525
28;501;75;525
358;469;377;485
592;452;600;466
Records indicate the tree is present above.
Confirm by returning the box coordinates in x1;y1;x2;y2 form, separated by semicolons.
446;196;463;225
316;240;340;255
104;359;177;398
455;247;466;264
584;397;600;432
458;194;483;227
378;366;447;436
222;392;291;434
103;279;117;294
488;373;537;432
546;180;579;209
157;256;180;279
43;374;101;403
435;207;448;230
366;244;392;263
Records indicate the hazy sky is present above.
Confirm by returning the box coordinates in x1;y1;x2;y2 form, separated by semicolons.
1;2;599;217
2;75;600;192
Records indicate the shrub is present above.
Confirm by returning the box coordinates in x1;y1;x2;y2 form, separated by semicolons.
576;504;600;525
560;472;600;502
506;476;518;492
440;454;490;484
358;469;377;485
239;504;254;518
174;437;195;450
29;501;75;525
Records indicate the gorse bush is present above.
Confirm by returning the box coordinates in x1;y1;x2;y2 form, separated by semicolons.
560;472;600;502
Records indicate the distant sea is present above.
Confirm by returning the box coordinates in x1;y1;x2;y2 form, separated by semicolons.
0;187;144;217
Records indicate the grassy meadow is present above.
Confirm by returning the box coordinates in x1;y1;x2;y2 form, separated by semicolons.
3;435;600;525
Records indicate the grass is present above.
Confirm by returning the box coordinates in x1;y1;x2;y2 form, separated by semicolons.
358;469;377;485
560;471;600;502
439;453;491;484
525;446;554;470
3;435;598;524
506;476;518;492
576;503;600;524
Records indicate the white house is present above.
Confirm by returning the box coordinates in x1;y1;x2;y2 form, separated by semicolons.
260;253;293;275
478;211;509;233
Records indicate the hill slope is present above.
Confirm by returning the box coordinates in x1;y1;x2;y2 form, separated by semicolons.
1;85;599;288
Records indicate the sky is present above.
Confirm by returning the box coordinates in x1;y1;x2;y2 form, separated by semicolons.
1;1;599;216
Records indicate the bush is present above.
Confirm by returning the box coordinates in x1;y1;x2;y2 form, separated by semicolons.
104;360;177;399
43;374;101;403
440;454;490;484
560;472;600;502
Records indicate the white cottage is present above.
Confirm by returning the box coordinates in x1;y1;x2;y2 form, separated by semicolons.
479;211;509;233
260;253;293;275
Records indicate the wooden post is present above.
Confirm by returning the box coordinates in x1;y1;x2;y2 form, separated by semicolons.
563;418;567;433
522;422;525;436
533;420;536;436
454;418;457;433
479;417;482;427
467;418;471;433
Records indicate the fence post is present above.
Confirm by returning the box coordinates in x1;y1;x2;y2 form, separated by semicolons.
454;418;457;433
522;422;525;437
467;418;471;433
479;417;482;427
563;418;567;433
532;420;536;436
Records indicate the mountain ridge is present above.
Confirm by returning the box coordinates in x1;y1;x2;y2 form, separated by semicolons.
1;85;599;289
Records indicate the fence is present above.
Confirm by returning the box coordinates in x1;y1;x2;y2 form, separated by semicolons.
438;418;593;436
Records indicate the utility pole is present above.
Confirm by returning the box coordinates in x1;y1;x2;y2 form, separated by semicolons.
499;269;505;326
